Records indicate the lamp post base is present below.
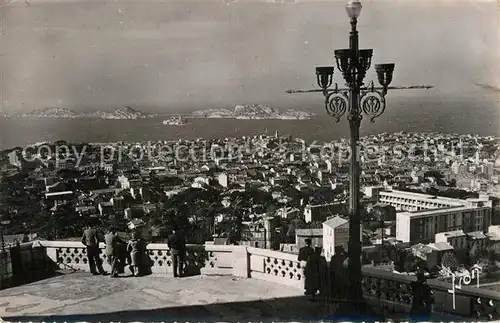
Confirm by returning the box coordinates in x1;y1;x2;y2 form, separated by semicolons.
323;298;385;321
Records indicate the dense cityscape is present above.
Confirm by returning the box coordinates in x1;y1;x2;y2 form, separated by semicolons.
1;131;499;287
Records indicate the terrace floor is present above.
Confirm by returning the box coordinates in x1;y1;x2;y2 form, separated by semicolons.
0;271;462;322
0;271;332;322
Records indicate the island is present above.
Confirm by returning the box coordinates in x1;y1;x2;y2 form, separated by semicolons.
162;116;188;126
190;104;314;120
7;106;155;120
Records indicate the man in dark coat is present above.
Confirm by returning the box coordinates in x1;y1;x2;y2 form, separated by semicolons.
82;224;106;275
298;239;315;295
298;238;314;262
316;247;329;297
168;229;186;277
115;239;130;274
330;246;348;299
410;271;433;320
304;246;324;296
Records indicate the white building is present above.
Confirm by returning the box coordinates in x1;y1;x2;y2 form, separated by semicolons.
277;207;300;220
436;229;491;251
486;225;500;253
117;175;130;189
191;176;210;188
323;216;349;260
218;173;228;188
435;230;467;250
8;150;21;167
45;191;74;206
363;186;384;200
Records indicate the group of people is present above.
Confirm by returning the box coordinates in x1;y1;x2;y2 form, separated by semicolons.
298;239;348;298
81;224;186;278
298;239;434;320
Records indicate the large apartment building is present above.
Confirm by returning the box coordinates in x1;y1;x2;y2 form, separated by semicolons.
383;190;493;244
379;190;465;211
379;189;492;211
396;205;492;244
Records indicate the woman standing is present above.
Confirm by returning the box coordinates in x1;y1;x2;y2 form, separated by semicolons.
127;232;147;276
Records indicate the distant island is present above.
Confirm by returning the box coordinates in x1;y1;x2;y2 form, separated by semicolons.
6;106;154;120
4;104;314;120
190;104;314;120
162;116;188;126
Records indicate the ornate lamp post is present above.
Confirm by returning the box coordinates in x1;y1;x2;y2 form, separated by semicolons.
315;0;395;313
286;0;432;316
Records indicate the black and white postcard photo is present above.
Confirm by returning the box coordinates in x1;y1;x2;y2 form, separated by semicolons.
0;0;498;321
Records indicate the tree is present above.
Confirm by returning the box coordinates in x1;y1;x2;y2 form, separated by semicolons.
404;255;418;273
441;252;458;271
467;244;490;266
286;217;306;238
306;221;323;229
266;203;279;215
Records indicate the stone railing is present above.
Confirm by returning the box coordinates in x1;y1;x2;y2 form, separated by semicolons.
35;241;500;320
40;240;236;276
362;266;500;321
246;247;303;289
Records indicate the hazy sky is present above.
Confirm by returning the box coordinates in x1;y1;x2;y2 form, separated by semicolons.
0;0;498;113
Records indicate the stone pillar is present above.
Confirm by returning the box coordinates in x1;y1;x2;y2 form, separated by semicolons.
231;246;249;278
264;217;275;250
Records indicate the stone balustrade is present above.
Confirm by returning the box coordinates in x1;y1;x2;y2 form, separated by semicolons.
22;241;500;320
362;266;500;321
39;240;235;276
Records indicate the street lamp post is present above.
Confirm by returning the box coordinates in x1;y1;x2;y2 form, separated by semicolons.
315;0;395;313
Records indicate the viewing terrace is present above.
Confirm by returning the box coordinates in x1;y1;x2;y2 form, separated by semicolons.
0;241;499;321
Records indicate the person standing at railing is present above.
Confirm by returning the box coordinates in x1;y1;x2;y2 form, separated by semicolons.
304;246;323;296
410;270;434;320
329;246;348;300
116;237;131;275
105;227;126;278
298;238;315;295
317;247;329;297
82;224;106;275
127;232;147;277
168;228;186;278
